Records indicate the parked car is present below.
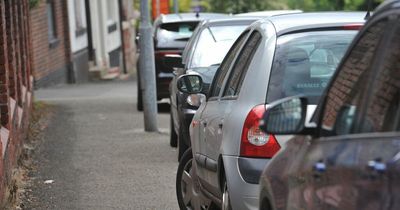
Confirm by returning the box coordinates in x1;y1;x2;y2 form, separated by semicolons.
175;12;365;210
169;17;260;159
259;2;400;210
136;13;227;111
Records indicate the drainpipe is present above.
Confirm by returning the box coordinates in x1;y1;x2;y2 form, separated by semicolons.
118;0;127;74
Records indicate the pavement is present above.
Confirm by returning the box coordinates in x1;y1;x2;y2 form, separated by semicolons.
25;79;179;210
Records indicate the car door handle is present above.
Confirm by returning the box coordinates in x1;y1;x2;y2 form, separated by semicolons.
367;158;386;173
312;160;326;179
218;123;223;129
202;121;207;127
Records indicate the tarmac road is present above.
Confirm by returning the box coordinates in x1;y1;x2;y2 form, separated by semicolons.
26;79;179;210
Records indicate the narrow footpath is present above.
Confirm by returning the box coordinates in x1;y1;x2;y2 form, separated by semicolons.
24;79;179;210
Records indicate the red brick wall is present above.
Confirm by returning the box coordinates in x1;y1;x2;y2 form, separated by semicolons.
0;0;33;206
29;0;70;86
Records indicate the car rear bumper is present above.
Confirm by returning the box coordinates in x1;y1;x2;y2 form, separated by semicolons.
222;155;270;210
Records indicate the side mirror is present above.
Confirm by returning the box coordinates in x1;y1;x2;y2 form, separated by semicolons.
164;54;184;68
177;74;203;94
260;97;307;135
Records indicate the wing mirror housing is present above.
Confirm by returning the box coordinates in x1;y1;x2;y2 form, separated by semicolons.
164;54;184;69
186;93;206;108
177;74;203;94
260;97;308;135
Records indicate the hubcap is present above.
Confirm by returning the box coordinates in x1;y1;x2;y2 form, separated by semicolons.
222;183;231;210
180;158;204;210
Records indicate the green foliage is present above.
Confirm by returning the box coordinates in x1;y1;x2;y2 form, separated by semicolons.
206;0;383;13
29;0;41;9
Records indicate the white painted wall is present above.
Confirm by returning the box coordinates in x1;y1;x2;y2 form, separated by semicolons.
67;0;88;53
89;0;121;68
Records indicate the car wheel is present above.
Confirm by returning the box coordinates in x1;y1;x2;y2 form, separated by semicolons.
222;180;232;210
170;114;178;147
176;149;207;210
137;77;143;111
177;124;189;161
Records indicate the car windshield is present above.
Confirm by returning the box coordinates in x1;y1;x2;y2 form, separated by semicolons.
189;25;247;69
156;21;199;49
267;30;357;104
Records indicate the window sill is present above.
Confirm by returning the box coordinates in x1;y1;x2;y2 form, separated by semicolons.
49;38;60;49
75;27;87;37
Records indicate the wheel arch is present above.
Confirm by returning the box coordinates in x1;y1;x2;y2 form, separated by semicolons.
217;155;225;193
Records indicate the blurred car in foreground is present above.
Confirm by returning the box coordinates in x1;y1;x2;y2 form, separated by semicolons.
176;12;365;210
259;2;400;210
136;13;227;111
169;17;260;159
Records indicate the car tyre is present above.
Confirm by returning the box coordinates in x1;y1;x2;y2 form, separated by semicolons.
170;114;178;147
222;180;232;210
176;149;206;210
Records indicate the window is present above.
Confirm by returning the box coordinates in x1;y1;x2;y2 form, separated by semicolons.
189;25;248;69
107;0;118;33
222;31;261;98
319;19;389;136
47;0;57;42
156;22;198;49
359;24;400;133
74;0;86;36
267;31;357;104
208;31;249;99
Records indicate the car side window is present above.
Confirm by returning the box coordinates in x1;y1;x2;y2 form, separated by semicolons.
208;30;249;99
360;24;400;133
222;31;262;98
320;19;389;136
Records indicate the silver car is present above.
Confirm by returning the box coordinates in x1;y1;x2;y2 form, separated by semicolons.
176;12;365;210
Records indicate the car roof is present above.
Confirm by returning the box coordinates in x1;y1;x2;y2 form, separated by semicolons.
235;10;302;17
265;12;367;35
200;17;262;27
156;13;228;23
374;0;400;15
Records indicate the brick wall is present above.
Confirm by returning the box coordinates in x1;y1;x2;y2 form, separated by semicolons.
30;0;71;87
121;0;138;75
0;0;33;206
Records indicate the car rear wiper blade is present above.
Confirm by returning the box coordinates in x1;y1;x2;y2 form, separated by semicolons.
174;37;191;41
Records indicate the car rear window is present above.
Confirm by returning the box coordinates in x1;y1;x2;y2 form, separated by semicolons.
267;30;357;104
189;25;248;69
156;21;199;49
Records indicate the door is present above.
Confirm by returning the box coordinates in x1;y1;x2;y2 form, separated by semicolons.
287;16;400;210
195;30;250;193
203;31;263;188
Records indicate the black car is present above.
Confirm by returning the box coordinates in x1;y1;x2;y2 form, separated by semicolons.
168;17;259;159
136;13;227;111
259;1;400;210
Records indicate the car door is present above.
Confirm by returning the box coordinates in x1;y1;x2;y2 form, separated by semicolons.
203;31;263;188
287;16;399;210
195;31;250;191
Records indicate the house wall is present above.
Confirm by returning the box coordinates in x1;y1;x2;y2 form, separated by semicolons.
0;0;33;206
67;0;89;83
89;0;122;74
29;0;71;88
121;0;138;75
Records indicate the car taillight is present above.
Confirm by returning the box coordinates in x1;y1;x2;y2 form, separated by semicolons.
240;105;280;158
155;51;180;59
